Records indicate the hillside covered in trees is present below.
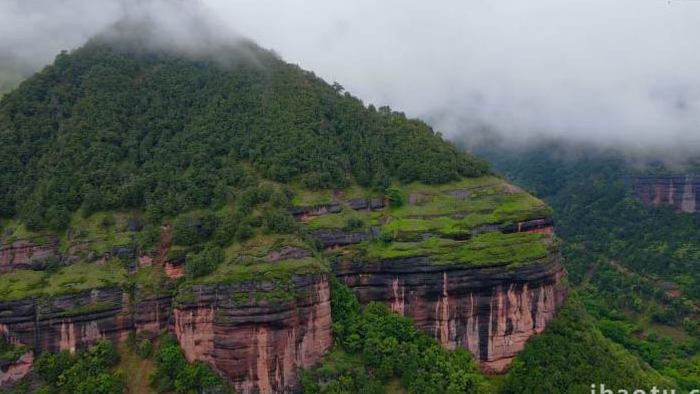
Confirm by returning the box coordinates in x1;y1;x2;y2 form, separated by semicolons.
0;36;487;231
478;142;700;391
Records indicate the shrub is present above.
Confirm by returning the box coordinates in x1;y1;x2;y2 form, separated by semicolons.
151;334;231;393
185;246;225;278
136;224;162;252
344;217;364;231
262;209;297;234
172;211;219;246
137;339;153;359
385;187;404;208
34;340;122;394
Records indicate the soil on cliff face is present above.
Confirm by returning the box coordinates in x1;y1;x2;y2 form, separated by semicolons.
115;344;156;394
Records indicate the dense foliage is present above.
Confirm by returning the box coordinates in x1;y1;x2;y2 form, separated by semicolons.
479;141;700;391
303;277;487;393
501;294;672;393
0;38;487;230
150;334;231;394
33;340;123;394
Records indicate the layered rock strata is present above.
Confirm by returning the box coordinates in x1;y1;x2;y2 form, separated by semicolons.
173;274;333;393
299;176;565;373
0;287;171;353
334;253;565;372
633;175;700;213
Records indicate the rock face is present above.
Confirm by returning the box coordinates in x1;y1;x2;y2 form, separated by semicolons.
334;252;565;373
633;175;700;213
0;351;33;386
173;274;333;393
0;273;332;393
309;228;378;248
0;288;171;354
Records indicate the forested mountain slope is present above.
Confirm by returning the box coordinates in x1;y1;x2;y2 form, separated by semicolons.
0;37;487;230
478;141;700;391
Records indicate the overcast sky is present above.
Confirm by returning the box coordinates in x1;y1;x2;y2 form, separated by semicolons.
2;0;700;153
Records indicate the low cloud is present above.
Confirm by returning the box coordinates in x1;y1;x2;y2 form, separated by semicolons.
2;0;700;154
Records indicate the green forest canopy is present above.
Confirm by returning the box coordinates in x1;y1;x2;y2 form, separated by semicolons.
0;37;488;230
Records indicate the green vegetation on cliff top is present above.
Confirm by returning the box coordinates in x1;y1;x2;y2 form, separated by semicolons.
303;176;550;237
0;37;487;230
0;260;127;301
361;233;550;267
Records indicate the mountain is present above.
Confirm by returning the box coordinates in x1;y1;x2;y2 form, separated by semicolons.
477;141;700;391
0;37;562;393
0;37;487;229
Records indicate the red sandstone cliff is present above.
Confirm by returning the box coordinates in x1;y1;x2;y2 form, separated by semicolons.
0;351;33;386
334;251;566;373
633;175;699;213
296;183;565;373
0;287;171;354
0;181;562;390
0;272;333;393
173;274;333;393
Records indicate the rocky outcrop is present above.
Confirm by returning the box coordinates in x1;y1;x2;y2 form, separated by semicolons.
0;351;33;386
633;175;700;213
0;238;59;272
290;203;342;221
291;197;386;221
503;218;555;235
309;228;379;248
173;274;332;393
333;252;566;373
0;288;172;354
0;237;136;273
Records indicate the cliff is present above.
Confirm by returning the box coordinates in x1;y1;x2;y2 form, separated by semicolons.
633;175;700;213
0;237;59;273
334;253;565;372
0;175;563;392
296;176;566;373
0;283;171;353
0;223;333;393
173;274;332;393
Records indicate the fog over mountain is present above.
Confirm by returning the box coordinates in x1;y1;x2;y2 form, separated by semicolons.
2;0;700;154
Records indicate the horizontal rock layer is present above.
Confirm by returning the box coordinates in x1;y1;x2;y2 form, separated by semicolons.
333;252;566;372
0;288;171;354
173;274;332;394
633;175;700;213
